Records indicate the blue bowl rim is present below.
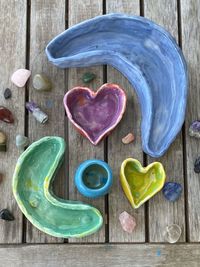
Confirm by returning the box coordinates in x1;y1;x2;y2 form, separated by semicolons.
75;159;113;197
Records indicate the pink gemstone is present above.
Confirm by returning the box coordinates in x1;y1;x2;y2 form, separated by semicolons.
119;211;136;233
11;69;31;87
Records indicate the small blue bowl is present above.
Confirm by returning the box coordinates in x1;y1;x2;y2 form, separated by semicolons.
75;159;113;198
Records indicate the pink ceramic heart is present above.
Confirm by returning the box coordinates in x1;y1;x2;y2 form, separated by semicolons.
64;83;126;145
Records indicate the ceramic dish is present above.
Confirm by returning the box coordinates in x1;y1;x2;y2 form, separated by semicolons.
64;83;126;145
75;159;113;198
12;136;103;238
46;13;188;158
120;158;166;208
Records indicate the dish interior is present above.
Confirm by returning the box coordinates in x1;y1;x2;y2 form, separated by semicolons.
124;161;164;206
82;164;108;190
66;86;125;143
15;138;102;237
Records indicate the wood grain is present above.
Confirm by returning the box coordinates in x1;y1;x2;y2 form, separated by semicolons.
26;0;66;243
0;0;27;243
181;0;200;242
144;0;186;242
68;0;105;243
1;244;200;267
106;0;145;242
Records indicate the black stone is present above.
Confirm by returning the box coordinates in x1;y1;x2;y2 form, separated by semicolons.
0;209;14;221
4;88;12;99
194;156;200;173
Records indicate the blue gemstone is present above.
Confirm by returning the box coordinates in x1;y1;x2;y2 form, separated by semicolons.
162;182;182;202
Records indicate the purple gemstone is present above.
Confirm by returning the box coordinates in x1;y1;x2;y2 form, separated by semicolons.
189;120;200;138
26;101;38;113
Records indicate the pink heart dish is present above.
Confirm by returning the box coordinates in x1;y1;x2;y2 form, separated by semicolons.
64;83;126;145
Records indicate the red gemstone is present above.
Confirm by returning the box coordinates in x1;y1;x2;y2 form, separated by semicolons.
0;106;14;123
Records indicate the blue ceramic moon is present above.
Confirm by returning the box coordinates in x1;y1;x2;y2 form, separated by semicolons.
46;13;188;158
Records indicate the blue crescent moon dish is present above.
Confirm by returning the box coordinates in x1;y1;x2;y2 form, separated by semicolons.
46;13;188;158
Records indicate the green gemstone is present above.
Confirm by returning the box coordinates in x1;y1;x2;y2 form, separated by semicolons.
0;143;6;152
33;74;52;91
82;72;96;83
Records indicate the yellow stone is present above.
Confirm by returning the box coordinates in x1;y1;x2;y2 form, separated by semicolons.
0;131;6;144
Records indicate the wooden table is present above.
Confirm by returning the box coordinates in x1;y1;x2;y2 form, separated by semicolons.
0;0;200;266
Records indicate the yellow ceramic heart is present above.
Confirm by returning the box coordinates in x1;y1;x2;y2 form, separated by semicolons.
120;158;166;209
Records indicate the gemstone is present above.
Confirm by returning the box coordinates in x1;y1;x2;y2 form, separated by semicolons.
194;157;200;173
0;131;6;152
0;209;14;221
189;120;200;138
4;88;12;99
82;72;96;83
122;133;135;144
25;101;38;112
164;224;181;243
0;131;6;144
162;182;182;202
0;144;6;152
26;101;48;124
33;73;52;91
11;69;31;87
16;134;29;150
119;211;136;233
0;106;14;123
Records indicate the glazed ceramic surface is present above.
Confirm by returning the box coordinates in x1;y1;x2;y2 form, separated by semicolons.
46;13;188;158
64;83;126;145
12;137;103;238
75;159;113;198
120;158;166;208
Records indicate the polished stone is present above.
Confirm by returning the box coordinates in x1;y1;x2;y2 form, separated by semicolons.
194;156;200;173
189;120;200;138
4;88;12;99
0;209;14;221
164;224;182;243
33;73;52;91
82;72;96;83
16;134;29;150
122;133;135;144
0;106;14;123
119;211;136;233
11;69;31;87
162;182;182;202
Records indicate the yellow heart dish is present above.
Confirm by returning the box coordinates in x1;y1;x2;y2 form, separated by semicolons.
120;158;166;209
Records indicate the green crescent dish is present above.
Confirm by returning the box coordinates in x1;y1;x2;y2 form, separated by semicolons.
12;136;103;238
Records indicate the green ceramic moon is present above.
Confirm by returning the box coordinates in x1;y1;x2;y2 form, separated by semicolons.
12;136;103;238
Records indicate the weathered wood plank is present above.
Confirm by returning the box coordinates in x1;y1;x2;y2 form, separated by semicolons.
106;0;145;242
181;0;200;242
0;0;27;243
144;0;186;242
68;0;105;243
26;0;66;243
1;244;200;267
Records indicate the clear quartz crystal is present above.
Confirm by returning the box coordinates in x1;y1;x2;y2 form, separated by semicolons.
164;224;182;243
33;108;48;124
